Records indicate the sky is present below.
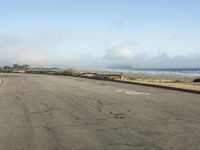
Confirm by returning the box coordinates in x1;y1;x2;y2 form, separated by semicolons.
0;0;200;69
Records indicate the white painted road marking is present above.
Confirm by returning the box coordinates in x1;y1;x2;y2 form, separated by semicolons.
116;89;150;95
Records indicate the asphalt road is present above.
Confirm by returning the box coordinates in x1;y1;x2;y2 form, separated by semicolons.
0;73;200;150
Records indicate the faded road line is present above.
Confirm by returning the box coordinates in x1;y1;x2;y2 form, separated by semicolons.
116;89;150;95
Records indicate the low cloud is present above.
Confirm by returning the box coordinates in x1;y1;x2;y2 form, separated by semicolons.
0;32;70;66
104;41;200;68
143;54;200;68
0;34;200;69
104;41;139;60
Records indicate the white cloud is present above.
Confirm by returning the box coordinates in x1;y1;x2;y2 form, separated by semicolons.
105;48;133;59
104;41;139;60
0;33;200;69
104;41;200;68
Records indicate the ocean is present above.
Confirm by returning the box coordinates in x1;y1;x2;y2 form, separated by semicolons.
104;68;200;77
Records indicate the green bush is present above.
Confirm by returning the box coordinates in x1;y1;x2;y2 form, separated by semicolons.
193;78;200;82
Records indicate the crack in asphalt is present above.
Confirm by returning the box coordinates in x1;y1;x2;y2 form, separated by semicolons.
0;77;3;86
1;74;200;150
105;143;164;150
32;103;54;114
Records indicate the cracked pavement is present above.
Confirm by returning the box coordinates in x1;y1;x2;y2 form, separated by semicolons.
0;73;200;150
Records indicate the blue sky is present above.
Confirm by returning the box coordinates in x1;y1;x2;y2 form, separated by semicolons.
0;0;200;68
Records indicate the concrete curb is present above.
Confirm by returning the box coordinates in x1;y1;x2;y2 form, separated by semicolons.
59;75;200;94
61;75;200;94
113;80;200;94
